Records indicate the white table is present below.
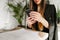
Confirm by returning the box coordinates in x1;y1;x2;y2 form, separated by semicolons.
0;28;48;40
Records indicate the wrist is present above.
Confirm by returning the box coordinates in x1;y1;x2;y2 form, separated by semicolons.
39;17;49;28
38;17;43;22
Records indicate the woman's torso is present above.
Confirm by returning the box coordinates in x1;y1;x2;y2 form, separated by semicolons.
28;4;56;33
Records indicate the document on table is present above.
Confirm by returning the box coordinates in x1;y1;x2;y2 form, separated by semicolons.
0;28;48;40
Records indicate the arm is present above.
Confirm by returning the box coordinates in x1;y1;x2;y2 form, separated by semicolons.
38;16;49;28
51;5;58;40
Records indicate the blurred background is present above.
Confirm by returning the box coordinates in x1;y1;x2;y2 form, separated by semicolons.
0;0;60;40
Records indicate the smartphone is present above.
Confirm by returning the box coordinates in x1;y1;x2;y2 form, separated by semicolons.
25;9;32;17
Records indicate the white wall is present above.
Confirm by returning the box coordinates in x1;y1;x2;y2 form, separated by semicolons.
49;0;60;10
0;0;19;30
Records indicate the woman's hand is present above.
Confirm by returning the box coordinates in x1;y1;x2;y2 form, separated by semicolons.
29;11;49;28
26;17;36;28
29;11;42;22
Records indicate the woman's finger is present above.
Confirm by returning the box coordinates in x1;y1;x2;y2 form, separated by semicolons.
27;17;32;20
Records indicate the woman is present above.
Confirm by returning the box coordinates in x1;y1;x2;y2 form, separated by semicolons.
26;0;58;40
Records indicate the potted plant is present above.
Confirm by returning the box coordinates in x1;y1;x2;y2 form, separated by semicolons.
7;2;28;27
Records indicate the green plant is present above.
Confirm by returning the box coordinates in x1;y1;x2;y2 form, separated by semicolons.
57;10;60;18
7;2;28;25
56;7;60;23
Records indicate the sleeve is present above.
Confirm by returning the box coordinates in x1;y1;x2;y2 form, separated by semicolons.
52;5;58;40
49;5;58;40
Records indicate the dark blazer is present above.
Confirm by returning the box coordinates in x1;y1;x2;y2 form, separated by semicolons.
27;4;58;40
33;4;58;40
44;4;58;40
